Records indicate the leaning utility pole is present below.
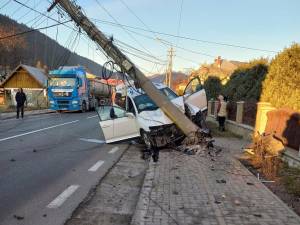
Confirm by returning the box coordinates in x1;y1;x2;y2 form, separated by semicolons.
50;0;199;136
165;47;174;88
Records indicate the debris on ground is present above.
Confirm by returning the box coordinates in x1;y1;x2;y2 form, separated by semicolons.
10;158;16;162
13;215;24;220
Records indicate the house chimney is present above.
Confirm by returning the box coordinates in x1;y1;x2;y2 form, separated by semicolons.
215;56;222;68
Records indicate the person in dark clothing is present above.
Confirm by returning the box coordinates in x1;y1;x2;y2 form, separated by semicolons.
15;88;27;119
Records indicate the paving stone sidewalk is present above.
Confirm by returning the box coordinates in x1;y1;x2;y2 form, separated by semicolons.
131;137;300;225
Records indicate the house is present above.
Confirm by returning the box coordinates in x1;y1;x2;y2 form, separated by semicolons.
0;64;48;107
194;56;245;84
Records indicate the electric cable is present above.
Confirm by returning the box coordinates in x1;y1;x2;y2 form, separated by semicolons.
0;19;71;40
0;0;10;10
91;17;277;53
93;0;163;61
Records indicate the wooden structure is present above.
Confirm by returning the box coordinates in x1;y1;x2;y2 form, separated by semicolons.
0;64;48;107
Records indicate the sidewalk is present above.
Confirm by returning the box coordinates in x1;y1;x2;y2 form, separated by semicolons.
0;109;55;120
131;137;300;225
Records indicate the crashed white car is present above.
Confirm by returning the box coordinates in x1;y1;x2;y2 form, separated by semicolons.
96;77;207;149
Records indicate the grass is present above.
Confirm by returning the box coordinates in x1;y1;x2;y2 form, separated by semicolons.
280;163;300;197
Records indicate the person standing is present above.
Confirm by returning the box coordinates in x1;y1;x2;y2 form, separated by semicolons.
15;88;27;119
217;95;228;131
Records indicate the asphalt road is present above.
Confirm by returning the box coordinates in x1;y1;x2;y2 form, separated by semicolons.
0;111;129;225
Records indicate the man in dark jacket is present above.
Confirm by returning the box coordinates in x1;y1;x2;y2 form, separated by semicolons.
15;88;27;119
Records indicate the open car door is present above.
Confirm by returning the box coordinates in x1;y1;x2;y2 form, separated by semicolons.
183;77;207;112
96;106;140;143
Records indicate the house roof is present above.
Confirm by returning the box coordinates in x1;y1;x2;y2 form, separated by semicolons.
0;64;48;88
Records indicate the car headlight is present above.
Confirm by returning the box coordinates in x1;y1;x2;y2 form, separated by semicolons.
49;100;54;104
72;100;79;104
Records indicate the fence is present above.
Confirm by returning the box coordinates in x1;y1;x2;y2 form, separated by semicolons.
208;100;256;127
243;101;257;126
208;100;300;151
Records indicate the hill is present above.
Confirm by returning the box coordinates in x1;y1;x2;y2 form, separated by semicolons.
0;14;103;78
149;71;188;84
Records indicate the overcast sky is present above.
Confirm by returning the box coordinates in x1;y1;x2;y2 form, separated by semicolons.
1;0;299;75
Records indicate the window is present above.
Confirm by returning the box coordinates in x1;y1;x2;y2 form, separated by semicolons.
184;77;203;95
160;87;178;100
49;78;76;87
97;106;127;121
127;97;136;115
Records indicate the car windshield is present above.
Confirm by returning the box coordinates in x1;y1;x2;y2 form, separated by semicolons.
49;78;76;87
133;87;178;113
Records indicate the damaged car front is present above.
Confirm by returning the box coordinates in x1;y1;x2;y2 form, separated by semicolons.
97;78;208;148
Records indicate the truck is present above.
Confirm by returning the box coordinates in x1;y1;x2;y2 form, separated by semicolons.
47;66;112;112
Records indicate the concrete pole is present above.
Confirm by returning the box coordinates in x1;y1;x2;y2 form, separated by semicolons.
56;0;199;136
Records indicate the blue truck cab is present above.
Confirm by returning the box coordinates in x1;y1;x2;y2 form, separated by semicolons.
48;66;89;111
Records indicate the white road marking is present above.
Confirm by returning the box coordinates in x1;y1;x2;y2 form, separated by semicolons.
109;146;119;154
86;115;98;119
79;138;105;144
88;160;104;172
47;185;80;209
0;120;79;142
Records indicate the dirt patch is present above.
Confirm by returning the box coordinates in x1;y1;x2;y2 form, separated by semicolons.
240;154;300;216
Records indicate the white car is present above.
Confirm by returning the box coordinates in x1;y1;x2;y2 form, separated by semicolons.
96;77;207;149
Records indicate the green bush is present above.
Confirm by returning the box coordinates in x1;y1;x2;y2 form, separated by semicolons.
222;59;268;102
261;44;300;111
203;76;222;100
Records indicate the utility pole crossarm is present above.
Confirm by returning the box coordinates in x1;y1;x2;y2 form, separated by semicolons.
56;0;199;136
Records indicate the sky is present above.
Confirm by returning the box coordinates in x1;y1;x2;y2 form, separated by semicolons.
1;0;300;76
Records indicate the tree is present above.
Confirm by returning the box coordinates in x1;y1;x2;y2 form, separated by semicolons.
261;44;300;111
203;76;222;100
222;59;268;101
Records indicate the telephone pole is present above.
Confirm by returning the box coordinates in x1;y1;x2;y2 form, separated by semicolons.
51;0;200;136
165;47;174;88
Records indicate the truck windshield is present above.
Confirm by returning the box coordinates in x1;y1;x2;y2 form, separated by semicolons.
49;78;76;87
134;87;178;113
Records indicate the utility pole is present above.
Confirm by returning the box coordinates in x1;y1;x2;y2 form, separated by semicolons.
165;47;174;88
50;0;199;137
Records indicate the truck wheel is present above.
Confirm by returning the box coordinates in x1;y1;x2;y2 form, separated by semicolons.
141;131;152;150
81;102;87;113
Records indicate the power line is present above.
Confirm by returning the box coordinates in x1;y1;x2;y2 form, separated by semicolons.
117;27;215;58
114;38;167;63
91;17;277;53
0;0;10;10
0;19;71;40
12;0;77;32
10;0;30;17
93;0;164;61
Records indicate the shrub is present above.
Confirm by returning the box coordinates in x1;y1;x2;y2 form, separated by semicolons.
261;43;300;111
222;59;268;102
203;76;222;100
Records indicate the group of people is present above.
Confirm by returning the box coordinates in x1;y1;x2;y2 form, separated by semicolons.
216;94;228;132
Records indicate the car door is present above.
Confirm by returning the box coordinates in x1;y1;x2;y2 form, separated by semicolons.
97;105;140;143
183;77;207;111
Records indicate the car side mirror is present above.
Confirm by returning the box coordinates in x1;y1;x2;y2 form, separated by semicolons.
126;112;135;118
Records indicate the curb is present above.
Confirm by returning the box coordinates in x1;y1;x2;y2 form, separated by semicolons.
130;160;153;225
0;109;56;120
